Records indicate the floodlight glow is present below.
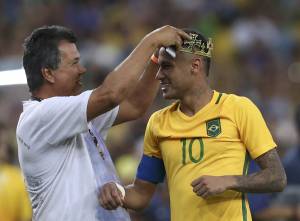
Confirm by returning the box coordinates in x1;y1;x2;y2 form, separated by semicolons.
0;68;27;86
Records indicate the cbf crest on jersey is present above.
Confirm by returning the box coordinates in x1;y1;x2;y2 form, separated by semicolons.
206;118;221;137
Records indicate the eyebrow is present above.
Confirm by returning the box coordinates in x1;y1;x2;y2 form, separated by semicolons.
70;57;80;64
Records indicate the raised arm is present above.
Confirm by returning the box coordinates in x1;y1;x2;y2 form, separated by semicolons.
113;57;159;125
87;26;190;121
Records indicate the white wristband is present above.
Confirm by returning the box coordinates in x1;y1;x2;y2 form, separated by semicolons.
166;46;176;58
114;182;125;199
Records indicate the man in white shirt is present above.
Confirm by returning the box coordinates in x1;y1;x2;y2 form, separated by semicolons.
17;25;189;221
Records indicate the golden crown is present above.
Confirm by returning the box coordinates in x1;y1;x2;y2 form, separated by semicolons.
179;33;213;58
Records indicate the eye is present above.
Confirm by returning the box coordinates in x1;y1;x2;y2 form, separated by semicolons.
161;63;172;70
71;58;80;66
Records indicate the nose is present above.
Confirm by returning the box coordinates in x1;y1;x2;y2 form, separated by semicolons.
78;65;87;75
155;68;164;80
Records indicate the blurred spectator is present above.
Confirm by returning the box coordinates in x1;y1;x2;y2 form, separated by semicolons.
0;122;32;221
253;187;300;221
283;105;300;185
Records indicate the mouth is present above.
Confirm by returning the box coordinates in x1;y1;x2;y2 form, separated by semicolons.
77;78;83;86
160;82;170;92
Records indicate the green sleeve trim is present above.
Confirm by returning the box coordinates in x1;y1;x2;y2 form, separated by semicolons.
242;193;247;221
243;152;250;175
242;152;250;221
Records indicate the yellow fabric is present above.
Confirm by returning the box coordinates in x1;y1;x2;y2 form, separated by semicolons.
143;91;276;221
0;164;32;221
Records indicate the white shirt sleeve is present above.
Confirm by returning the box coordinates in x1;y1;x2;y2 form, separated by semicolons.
38;90;92;145
90;106;119;140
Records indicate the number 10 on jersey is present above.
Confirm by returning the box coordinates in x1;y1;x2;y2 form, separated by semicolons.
180;138;204;165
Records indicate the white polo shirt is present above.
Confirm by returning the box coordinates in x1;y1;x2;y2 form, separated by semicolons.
17;90;130;221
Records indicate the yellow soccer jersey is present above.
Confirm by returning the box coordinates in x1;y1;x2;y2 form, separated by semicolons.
143;91;276;221
0;164;32;221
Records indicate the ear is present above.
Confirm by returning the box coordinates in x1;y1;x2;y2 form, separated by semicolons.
191;58;203;74
41;68;55;84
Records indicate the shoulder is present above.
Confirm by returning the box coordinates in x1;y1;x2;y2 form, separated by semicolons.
218;92;258;113
221;92;254;107
145;102;179;133
149;101;179;122
215;92;263;125
17;100;42;132
42;90;92;106
33;90;92;121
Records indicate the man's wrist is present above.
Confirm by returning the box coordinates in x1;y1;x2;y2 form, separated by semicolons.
114;182;125;199
224;175;238;190
143;33;159;50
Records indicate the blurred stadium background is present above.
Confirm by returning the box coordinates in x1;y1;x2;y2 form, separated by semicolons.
0;0;300;220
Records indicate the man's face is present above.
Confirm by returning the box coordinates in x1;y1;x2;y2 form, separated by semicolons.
156;48;193;100
51;41;86;96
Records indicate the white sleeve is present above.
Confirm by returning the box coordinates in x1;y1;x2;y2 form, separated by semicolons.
90;105;119;140
39;90;92;145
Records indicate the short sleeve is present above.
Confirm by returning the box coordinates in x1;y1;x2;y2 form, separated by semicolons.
235;97;276;159
90;105;119;140
143;113;161;159
137;113;165;183
39;90;92;144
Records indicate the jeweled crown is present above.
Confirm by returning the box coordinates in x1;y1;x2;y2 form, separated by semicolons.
179;33;213;58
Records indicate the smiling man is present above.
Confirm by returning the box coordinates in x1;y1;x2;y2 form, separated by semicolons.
16;25;189;221
99;29;287;221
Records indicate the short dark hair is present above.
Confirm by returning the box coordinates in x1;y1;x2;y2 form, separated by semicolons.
23;25;77;92
181;29;211;76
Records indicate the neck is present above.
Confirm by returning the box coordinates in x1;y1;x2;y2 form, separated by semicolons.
31;85;57;100
179;85;213;116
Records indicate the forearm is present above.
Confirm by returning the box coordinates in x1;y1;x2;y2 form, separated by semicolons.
124;62;160;115
228;169;286;193
87;37;158;121
101;36;157;103
191;150;286;198
123;180;156;211
229;150;286;193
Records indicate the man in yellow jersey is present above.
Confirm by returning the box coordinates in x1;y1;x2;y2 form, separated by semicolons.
99;30;287;221
0;123;32;221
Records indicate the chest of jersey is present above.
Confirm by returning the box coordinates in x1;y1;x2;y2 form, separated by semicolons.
157;116;250;221
158;115;247;187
